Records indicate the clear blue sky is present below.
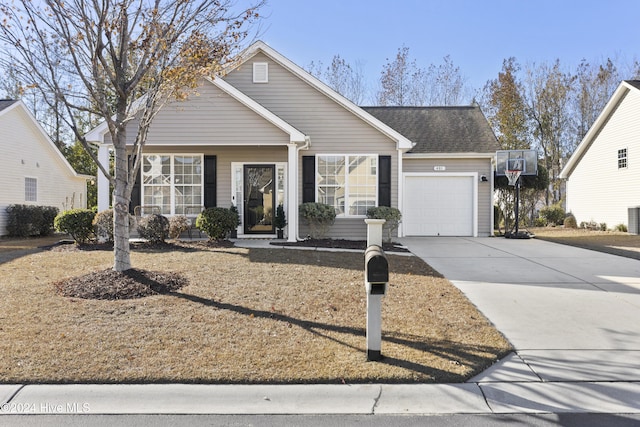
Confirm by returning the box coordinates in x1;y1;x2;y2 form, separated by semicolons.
259;0;639;100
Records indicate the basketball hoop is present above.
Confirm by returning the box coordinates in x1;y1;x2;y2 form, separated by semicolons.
505;169;521;186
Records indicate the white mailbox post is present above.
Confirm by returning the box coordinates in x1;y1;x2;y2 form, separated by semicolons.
364;219;387;361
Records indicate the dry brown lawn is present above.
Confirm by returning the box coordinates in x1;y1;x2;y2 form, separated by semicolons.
531;227;640;260
0;237;511;384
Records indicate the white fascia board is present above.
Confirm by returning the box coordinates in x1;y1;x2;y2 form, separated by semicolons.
85;121;109;144
206;76;307;144
560;81;635;179
238;41;414;151
10;100;90;180
404;152;496;159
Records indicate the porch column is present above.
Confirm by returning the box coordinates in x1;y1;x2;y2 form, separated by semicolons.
287;143;298;242
97;144;110;211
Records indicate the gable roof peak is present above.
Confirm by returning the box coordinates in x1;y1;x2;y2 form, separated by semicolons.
231;41;414;151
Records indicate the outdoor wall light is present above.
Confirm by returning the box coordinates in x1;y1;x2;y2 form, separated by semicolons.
480;175;488;182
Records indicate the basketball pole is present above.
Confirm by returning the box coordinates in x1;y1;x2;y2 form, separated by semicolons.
514;175;520;236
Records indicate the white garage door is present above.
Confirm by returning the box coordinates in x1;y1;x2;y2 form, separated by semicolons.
404;175;474;236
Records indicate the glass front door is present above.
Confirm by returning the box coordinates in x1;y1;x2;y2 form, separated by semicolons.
243;165;275;234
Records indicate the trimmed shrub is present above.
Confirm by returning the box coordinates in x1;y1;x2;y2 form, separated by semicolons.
54;209;96;243
5;204;59;237
299;202;336;239
580;220;599;230
367;206;402;243
615;223;628;232
93;209;114;242
563;213;577;229
137;214;170;244
169;215;191;239
539;204;565;226
600;222;608;231
196;207;240;241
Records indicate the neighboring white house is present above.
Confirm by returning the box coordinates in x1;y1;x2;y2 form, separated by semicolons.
0;100;91;236
87;41;499;240
560;80;640;230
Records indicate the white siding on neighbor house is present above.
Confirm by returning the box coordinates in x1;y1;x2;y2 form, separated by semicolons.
224;52;400;239
0;105;87;235
403;157;494;236
566;89;640;228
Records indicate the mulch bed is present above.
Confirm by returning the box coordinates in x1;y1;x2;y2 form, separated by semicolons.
53;268;188;300
275;239;409;252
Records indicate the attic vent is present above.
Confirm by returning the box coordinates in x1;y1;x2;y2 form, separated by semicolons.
253;62;268;83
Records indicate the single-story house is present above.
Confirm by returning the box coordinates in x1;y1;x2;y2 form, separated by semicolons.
0;100;91;236
560;80;640;230
88;41;498;241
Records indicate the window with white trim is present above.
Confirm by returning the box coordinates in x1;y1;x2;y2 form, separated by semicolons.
317;155;377;216
142;154;203;215
618;148;628;169
25;177;37;202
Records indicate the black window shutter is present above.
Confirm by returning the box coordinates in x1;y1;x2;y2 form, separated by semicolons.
204;155;217;208
378;155;391;207
129;156;141;214
302;156;315;203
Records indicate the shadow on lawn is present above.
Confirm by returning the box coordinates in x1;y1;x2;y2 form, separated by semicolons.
169;290;507;383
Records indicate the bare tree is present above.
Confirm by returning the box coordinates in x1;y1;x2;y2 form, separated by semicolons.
1;0;262;272
307;55;367;104
524;60;575;205
572;58;620;148
376;46;422;106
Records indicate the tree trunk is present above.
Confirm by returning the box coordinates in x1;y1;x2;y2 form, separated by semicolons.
112;136;131;272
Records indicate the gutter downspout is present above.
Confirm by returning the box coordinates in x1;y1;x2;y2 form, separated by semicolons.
289;136;310;242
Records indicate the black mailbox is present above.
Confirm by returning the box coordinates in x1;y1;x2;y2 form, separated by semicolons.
365;245;389;284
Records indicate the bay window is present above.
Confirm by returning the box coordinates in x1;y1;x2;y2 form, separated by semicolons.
317;154;377;216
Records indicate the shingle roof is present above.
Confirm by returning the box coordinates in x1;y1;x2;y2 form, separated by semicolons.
625;80;640;91
362;105;499;154
0;99;17;112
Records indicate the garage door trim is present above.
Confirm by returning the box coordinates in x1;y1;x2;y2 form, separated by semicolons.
401;172;478;237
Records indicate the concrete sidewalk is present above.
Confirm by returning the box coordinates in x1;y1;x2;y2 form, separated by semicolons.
2;237;640;416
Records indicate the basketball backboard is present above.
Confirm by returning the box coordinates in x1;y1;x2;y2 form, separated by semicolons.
496;150;538;176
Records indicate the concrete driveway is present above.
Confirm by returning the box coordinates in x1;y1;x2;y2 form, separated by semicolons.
401;236;640;412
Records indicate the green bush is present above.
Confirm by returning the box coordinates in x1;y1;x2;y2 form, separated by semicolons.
563;213;577;229
539;204;565;226
5;204;59;237
54;209;96;244
196;207;240;241
93;209;114;242
274;204;287;230
367;206;402;243
169;215;191;239
137;214;170;244
299;202;336;239
615;223;628;232
600;222;608;231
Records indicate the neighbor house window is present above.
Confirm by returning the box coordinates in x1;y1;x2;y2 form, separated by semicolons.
142;154;203;215
618;148;628;169
25;177;37;202
317;155;377;216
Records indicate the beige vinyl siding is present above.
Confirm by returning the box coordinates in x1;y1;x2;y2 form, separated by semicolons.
140;145;288;209
0;106;87;235
403;157;494;236
566;89;640;227
104;81;290;147
225;53;399;239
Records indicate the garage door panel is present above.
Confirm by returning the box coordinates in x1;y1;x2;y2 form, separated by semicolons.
404;175;474;236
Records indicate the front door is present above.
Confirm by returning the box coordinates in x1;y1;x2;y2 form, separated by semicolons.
243;165;275;234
